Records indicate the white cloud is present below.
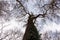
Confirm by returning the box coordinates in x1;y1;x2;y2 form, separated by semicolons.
40;21;60;33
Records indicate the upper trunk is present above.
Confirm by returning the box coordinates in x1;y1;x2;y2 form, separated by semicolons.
23;15;41;40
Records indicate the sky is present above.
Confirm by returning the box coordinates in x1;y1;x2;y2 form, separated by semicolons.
0;0;60;34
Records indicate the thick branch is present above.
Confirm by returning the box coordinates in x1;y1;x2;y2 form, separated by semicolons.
34;13;47;19
16;0;47;19
16;0;30;15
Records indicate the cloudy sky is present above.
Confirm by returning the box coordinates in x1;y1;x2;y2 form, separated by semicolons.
0;0;60;34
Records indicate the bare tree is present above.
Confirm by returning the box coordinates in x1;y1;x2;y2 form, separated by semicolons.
16;0;45;40
0;0;60;40
16;0;60;40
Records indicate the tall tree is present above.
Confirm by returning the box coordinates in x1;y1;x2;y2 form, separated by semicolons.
16;0;60;40
16;0;45;40
22;14;41;40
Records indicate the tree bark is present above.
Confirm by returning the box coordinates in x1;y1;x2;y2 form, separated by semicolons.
23;15;41;40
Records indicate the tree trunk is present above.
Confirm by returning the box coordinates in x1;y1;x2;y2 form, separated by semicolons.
23;15;41;40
